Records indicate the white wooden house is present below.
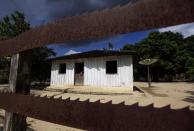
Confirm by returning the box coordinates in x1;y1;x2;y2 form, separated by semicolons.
50;50;134;90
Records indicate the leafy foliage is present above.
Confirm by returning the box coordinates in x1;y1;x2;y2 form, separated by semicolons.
0;11;30;83
31;47;56;83
0;57;10;83
0;11;30;40
0;11;56;84
184;36;194;80
123;31;194;81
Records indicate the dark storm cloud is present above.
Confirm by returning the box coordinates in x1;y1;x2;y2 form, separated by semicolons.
0;0;134;25
42;0;135;48
44;0;134;20
0;0;136;48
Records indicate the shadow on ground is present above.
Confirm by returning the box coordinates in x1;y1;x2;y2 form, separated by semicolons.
30;83;49;90
183;91;194;104
140;86;168;97
27;127;35;131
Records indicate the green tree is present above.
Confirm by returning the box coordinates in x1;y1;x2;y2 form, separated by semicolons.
0;11;56;131
0;11;56;84
31;47;56;84
0;57;10;83
123;44;136;51
184;35;194;80
0;10;31;131
137;31;185;81
0;11;30;83
186;58;194;80
0;11;30;39
123;31;194;82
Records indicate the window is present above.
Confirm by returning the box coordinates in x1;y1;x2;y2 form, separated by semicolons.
106;60;117;74
59;63;66;74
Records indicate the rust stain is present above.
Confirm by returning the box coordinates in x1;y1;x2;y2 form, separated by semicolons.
0;92;193;131
0;0;193;56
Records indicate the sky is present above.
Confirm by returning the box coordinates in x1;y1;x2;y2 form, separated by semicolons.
48;22;194;56
0;0;133;26
0;0;194;56
48;30;153;56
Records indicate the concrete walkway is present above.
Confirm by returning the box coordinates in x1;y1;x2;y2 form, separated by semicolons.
46;85;136;95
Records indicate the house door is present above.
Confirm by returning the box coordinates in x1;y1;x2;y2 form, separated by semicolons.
74;62;84;86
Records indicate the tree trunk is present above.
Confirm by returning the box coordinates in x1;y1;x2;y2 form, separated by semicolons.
3;51;32;131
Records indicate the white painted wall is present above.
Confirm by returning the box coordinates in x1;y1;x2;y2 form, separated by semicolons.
50;55;133;89
51;60;74;85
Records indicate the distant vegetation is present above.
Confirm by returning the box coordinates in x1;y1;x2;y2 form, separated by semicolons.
0;11;55;84
123;31;194;82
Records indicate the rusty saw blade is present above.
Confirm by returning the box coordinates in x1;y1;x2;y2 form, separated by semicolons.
0;0;193;56
0;91;193;131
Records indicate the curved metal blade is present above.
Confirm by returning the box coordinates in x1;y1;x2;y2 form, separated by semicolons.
0;0;193;56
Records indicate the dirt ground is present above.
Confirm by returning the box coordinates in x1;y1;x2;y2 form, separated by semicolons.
0;82;193;131
135;82;194;108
